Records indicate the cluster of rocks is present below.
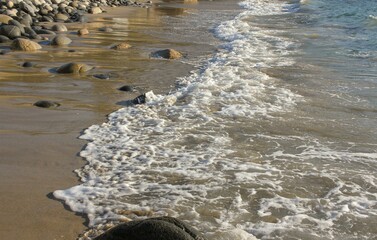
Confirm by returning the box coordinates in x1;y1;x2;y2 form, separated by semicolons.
0;0;152;42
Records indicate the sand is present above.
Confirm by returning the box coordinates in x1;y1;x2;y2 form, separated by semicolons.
0;1;204;239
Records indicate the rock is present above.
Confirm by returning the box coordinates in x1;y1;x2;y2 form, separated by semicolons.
34;100;60;108
0;25;22;39
94;217;207;240
118;85;134;92
152;49;182;59
0;14;13;24
99;26;113;32
35;29;56;35
7;1;14;8
77;28;89;35
5;9;18;17
22;61;33;67
50;35;71;46
55;13;68;22
8;20;25;35
20;14;33;27
19;1;36;16
11;38;42;51
111;42;131;50
56;62;93;74
0;35;10;43
93;73;110;80
89;7;102;14
51;24;67;32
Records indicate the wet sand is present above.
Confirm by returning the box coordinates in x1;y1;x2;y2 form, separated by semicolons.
0;1;213;239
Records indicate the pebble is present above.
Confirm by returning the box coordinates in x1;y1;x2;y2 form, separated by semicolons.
50;35;72;46
56;62;93;74
51;24;68;32
118;85;134;92
34;100;60;108
10;38;42;51
22;62;34;67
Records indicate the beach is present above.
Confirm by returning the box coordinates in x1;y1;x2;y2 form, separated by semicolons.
2;0;377;239
0;1;222;239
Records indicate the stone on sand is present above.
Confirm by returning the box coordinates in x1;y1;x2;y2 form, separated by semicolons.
152;48;182;59
56;62;93;74
10;39;42;51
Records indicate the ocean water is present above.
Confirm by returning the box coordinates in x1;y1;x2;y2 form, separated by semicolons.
54;0;377;239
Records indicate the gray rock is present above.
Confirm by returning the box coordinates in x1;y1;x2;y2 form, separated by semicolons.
19;1;36;16
9;20;25;35
94;217;207;240
34;100;60;108
118;85;134;92
77;28;89;35
35;28;56;35
0;25;22;39
0;35;10;43
50;35;71;46
20;14;33;27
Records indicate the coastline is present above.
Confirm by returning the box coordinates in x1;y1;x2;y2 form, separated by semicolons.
0;2;208;239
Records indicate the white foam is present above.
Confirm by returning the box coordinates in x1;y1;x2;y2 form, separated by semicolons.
51;0;376;239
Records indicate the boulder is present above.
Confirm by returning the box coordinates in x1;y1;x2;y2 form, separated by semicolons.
94;217;207;240
56;62;93;74
11;38;42;51
51;24;68;32
50;35;72;46
152;49;182;59
77;28;89;35
0;25;22;39
34;100;60;108
110;42;131;50
0;14;13;24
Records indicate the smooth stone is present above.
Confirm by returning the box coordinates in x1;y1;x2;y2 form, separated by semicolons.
6;1;14;8
35;29;56;35
132;93;146;104
5;9;18;17
50;35;71;46
99;26;113;32
55;13;68;21
8;19;25;34
56;62;93;74
11;38;42;51
20;14;33;26
94;216;207;240
22;61;33;67
89;6;102;14
0;25;22;39
19;1;36;16
68;49;75;52
0;34;10;42
41;15;54;22
111;42;131;50
77;28;89;35
152;48;182;59
0;14;13;24
118;85;134;92
93;73;110;80
51;24;67;32
34;100;60;108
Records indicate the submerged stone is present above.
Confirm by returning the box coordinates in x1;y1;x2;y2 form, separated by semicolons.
152;48;182;59
34;100;60;108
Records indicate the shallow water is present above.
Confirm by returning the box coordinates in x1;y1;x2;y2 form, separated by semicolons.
53;0;377;239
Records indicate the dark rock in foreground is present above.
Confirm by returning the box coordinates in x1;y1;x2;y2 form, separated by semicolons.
34;100;60;108
94;216;207;240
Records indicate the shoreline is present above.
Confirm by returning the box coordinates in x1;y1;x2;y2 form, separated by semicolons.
0;1;204;239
